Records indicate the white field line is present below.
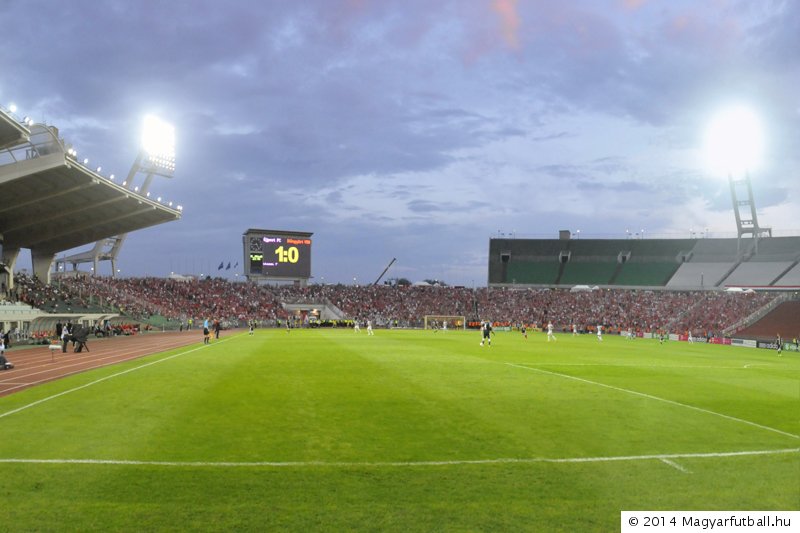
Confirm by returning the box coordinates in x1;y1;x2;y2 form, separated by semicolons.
0;336;239;420
0;448;796;469
508;362;784;370
505;363;800;440
659;458;691;473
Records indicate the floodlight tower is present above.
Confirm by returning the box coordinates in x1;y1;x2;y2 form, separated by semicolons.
704;105;770;255
58;115;176;276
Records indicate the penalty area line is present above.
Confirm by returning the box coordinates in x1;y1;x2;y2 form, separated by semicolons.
0;448;796;469
506;362;800;441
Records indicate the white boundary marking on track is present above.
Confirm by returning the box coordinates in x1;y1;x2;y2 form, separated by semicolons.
0;336;238;420
659;458;691;473
505;363;800;440
0;448;795;468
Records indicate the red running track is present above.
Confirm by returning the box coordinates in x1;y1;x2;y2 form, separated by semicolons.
0;330;211;398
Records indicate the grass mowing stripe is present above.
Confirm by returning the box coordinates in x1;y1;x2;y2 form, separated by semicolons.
505;362;800;440
0;448;795;468
0;335;242;420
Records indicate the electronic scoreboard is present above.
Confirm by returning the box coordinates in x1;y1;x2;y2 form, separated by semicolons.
243;229;312;281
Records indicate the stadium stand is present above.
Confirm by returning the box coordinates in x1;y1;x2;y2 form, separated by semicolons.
489;236;800;289
0;122;181;286
688;238;740;262
733;300;800;340
558;261;617;285
36;276;782;339
774;263;800;286
506;261;559;285
0;106;30;150
665;262;732;288
723;261;794;287
488;238;563;285
612;262;680;286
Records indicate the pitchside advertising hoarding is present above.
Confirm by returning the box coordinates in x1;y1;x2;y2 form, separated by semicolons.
756;340;800;351
676;335;731;345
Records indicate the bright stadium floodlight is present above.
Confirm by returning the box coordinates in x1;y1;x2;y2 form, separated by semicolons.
703;104;771;253
703;104;764;177
141;114;176;173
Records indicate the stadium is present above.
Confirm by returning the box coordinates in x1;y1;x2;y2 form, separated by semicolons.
0;96;798;531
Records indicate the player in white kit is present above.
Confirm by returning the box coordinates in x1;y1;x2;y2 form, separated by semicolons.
547;322;557;342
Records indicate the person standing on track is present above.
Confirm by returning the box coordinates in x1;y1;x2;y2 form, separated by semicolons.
61;324;71;353
0;336;12;370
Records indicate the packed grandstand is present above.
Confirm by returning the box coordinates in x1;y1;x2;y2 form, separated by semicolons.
5;272;798;345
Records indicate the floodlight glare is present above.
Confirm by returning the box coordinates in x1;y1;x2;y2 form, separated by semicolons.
141;114;176;172
704;105;764;176
9;103;17;113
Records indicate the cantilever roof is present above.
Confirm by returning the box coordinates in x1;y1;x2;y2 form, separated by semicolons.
0;125;181;255
0;108;30;150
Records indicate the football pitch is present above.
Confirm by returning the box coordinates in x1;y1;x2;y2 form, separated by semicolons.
0;329;797;531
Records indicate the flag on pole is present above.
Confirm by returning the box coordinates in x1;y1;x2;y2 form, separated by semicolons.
218;262;224;270
226;262;231;270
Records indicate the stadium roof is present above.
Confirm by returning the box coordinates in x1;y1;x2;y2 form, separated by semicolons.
0;107;30;150
0;124;181;255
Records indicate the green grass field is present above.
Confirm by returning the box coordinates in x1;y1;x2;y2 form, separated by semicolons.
0;329;798;531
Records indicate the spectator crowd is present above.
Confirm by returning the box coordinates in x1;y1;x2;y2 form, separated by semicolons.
5;274;777;337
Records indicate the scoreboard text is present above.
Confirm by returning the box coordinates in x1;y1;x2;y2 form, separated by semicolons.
247;233;312;278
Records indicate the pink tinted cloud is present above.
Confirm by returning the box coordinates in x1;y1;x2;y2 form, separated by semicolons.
622;0;647;10
492;0;521;49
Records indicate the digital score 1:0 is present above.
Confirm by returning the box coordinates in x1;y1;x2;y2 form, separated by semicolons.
248;234;311;278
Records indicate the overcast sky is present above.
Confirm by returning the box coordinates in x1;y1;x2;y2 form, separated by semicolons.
2;0;798;286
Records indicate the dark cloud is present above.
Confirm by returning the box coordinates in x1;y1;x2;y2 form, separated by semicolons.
2;0;797;284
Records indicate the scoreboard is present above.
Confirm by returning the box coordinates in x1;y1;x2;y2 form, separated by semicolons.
243;229;313;281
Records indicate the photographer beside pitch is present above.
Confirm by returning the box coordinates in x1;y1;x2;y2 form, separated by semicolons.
0;334;13;370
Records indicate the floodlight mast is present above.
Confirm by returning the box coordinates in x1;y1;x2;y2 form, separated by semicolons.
728;172;771;254
58;116;176;276
704;105;770;255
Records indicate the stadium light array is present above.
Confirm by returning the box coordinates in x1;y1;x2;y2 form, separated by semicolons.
141;114;176;173
704;104;764;177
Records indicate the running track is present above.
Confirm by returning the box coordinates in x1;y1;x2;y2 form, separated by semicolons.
0;330;209;397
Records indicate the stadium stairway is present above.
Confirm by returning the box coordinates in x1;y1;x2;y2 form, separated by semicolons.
770;258;800;286
731;300;800;340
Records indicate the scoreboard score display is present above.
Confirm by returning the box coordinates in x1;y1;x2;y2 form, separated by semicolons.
243;229;313;280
